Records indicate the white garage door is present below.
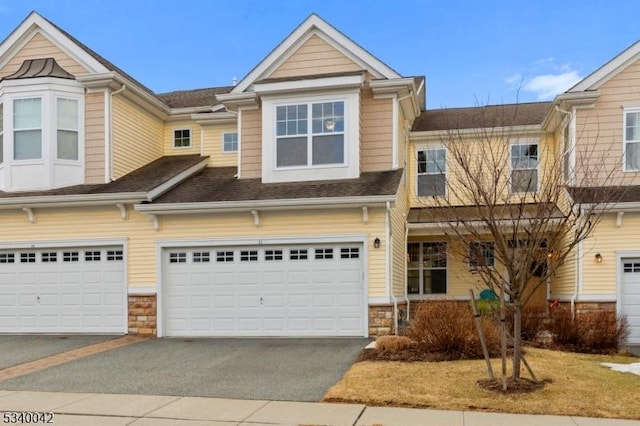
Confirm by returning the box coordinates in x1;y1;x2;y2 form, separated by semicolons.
622;258;640;344
164;243;365;337
0;246;126;334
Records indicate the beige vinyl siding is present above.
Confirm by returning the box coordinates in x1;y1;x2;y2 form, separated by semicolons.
202;124;239;167
574;59;640;185
581;213;640;295
269;34;361;79
0;32;88;78
391;174;409;297
240;108;262;178
551;241;577;297
361;88;393;172
164;121;201;155
111;96;163;179
0;206;387;297
84;91;105;183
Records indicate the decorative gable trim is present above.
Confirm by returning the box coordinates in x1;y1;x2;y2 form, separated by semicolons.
0;12;110;75
232;13;401;94
569;40;640;92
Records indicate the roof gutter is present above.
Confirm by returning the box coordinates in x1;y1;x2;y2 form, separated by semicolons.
134;195;396;215
411;124;543;141
0;192;147;209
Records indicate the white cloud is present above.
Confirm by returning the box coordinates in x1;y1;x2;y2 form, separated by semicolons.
523;70;582;100
505;73;522;86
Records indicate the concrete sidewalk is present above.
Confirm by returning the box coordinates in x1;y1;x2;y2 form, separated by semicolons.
0;391;638;426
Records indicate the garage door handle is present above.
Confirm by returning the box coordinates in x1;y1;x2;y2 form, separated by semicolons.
260;297;263;305
37;296;40;303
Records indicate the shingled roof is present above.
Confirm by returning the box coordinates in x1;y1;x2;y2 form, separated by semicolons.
412;102;552;132
150;167;403;204
0;155;206;200
568;186;640;204
156;86;234;109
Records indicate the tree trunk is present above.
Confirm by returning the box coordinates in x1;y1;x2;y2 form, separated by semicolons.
512;301;523;380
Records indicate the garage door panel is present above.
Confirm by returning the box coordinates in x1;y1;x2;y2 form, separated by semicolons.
164;243;364;337
622;258;640;345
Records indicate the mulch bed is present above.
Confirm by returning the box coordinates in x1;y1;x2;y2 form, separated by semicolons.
477;377;547;394
357;347;481;363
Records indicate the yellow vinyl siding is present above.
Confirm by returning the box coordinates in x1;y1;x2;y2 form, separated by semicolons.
164;121;201;155
111;96;163;179
391;174;409;297
361;87;393;172
0;207;387;297
203;124;238;167
240;109;262;178
269;34;361;79
574;58;640;185
84;91;105;184
582;213;640;295
0;32;88;78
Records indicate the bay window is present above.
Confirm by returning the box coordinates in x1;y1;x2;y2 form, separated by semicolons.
276;101;344;167
56;98;79;160
13;97;42;160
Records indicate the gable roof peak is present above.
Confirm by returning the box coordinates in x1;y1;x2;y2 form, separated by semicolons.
231;13;401;94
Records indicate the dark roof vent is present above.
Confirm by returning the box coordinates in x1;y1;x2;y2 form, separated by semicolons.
3;58;75;81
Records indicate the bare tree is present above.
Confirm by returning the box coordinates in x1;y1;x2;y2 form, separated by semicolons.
415;104;628;386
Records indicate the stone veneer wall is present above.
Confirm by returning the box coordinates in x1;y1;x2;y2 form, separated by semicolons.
128;294;157;335
368;303;407;337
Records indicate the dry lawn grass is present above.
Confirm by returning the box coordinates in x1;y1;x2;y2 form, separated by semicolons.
323;347;640;419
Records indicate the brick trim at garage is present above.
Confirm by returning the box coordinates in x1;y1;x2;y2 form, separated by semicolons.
128;294;157;336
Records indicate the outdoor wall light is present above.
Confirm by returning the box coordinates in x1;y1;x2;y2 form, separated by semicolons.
374;238;381;249
595;253;603;263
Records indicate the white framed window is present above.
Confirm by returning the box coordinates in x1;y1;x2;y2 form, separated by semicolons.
261;91;360;183
510;142;538;193
417;147;446;197
0;103;4;165
13;97;42;160
624;109;640;171
562;121;572;181
173;128;191;148
223;132;238;152
56;98;79;161
469;242;495;270
407;242;447;296
275;101;344;167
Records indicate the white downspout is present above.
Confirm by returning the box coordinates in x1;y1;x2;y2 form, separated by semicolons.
107;85;126;182
386;201;399;334
404;221;410;321
571;212;583;319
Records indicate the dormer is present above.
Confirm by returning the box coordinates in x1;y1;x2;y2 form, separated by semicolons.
219;14;423;184
0;58;84;191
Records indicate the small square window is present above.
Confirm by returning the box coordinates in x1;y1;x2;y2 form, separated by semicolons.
169;252;187;263
265;250;283;261
240;250;258;261
340;248;359;259
20;252;36;263
223;132;238;152
193;251;210;263
107;250;123;261
216;251;234;262
42;252;57;262
315;248;334;259
63;251;79;262
85;251;101;261
173;129;191;148
290;249;308;260
0;253;15;263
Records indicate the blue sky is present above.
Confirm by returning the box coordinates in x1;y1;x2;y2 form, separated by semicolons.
0;0;638;108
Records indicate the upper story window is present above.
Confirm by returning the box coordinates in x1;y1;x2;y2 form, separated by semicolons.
624;109;640;171
13;97;42;160
173;129;191;148
417;147;446;197
223;132;238;152
0;104;4;165
562;121;571;181
510;142;538;193
57;98;79;160
276;101;344;167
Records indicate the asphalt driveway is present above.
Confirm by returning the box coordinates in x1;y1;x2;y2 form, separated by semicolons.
0;335;119;370
0;337;368;401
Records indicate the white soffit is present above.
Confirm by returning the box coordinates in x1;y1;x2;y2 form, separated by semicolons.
232;13;401;94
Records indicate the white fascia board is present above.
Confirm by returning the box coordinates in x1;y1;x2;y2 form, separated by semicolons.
0;12;110;75
411;124;544;142
0;192;146;209
369;78;415;96
232;14;401;94
569;40;640;92
0;237;127;250
583;202;640;212
253;74;364;95
146;158;209;201
554;91;600;107
134;195;396;215
217;92;259;112
168;106;217;117
191;111;238;125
